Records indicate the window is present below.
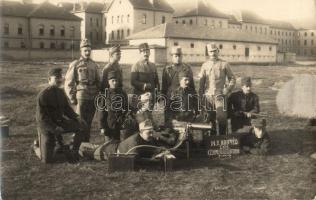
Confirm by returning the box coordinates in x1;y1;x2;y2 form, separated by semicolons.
4;23;9;35
175;20;178;24
142;14;146;24
312;32;314;36
127;29;130;36
121;15;124;23
298;40;300;45
257;46;261;51
117;16;120;23
4;41;9;48
97;19;99;27
162;16;165;23
190;43;194;48
189;19;193;25
40;42;44;49
278;31;280;36
50;25;55;36
90;17;93;26
60;42;65;49
18;24;23;35
50;42;56;49
182;20;185;24
269;46;272;51
117;30;120;39
39;25;44;36
121;29;124;39
20;41;25;48
127;14;130;23
219;21;222;28
111;31;114;40
104;31;107;41
174;42;178;46
104;17;107;26
219;44;223;49
70;26;75;38
245;25;248;30
304;32;307;36
304;40;307;46
270;30;273;35
60;26;65;37
233;45;236;50
255;27;257;33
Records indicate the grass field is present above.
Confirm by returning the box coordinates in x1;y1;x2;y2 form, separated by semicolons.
0;60;315;200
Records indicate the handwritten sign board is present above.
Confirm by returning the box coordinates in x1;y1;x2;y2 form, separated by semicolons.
204;135;240;158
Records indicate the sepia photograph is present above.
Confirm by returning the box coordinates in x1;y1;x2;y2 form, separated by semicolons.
0;0;315;199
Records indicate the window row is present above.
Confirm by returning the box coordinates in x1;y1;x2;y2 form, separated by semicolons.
3;23;24;35
1;41;77;49
175;19;223;28
37;25;75;37
270;29;295;37
297;39;315;46
110;29;131;40
298;32;315;37
173;42;273;51
89;17;100;27
112;14;130;24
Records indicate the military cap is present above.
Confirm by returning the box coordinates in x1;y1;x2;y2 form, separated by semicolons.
178;70;190;79
80;38;91;48
107;70;117;80
207;43;219;51
241;77;252;86
139;43;150;51
48;67;62;78
251;118;266;129
109;45;121;56
139;119;153;131
171;46;182;55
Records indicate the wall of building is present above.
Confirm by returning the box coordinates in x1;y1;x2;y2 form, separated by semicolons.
297;29;316;57
241;22;270;35
129;38;166;46
106;0;134;44
84;12;103;45
270;27;296;53
173;16;228;28
153;11;173;26
0;49;80;60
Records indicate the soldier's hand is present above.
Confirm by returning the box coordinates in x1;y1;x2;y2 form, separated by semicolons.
100;129;105;135
245;112;252;118
223;88;229;95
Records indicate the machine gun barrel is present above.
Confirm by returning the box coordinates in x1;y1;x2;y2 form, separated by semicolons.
187;123;212;130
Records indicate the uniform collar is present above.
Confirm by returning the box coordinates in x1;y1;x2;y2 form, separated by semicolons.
79;56;90;62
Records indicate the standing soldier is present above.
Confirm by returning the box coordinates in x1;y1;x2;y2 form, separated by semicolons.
199;43;236;135
161;46;195;124
65;38;100;142
99;45;123;140
131;43;160;110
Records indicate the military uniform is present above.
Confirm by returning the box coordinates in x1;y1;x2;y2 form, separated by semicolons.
36;69;84;163
228;91;260;132
64;39;99;142
131;43;160;110
162;46;196;123
199;43;236;135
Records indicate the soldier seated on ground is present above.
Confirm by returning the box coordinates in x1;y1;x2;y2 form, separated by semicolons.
33;68;86;163
99;71;128;143
238;118;270;155
79;119;175;161
228;77;260;133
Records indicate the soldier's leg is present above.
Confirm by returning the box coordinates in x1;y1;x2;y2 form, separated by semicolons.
60;119;84;152
77;99;95;142
39;130;56;163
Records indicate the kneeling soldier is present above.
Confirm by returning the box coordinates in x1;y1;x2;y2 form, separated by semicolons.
228;77;260;132
239;118;270;155
35;68;85;163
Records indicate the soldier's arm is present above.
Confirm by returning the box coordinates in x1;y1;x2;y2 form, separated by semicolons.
225;63;236;92
188;65;196;91
95;63;100;91
161;67;168;96
100;66;107;93
131;63;146;92
62;91;79;120
64;61;77;104
249;94;260;114
154;67;160;92
37;94;58;133
198;65;206;101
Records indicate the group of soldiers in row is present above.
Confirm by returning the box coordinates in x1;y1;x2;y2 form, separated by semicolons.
34;38;270;163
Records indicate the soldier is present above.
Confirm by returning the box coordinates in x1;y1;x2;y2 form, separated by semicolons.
131;43;160;111
34;68;85;163
228;77;260;132
169;70;198;123
239;118;270;155
162;46;195;124
99;71;128;142
199;43;236;135
99;45;123;140
65;38;100;142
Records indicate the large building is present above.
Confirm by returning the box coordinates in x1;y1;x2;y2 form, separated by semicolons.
1;1;81;59
105;0;174;45
297;29;316;57
127;23;278;63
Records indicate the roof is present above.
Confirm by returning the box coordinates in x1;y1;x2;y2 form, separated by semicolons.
173;0;228;19
127;0;174;13
28;1;81;21
235;10;268;25
72;2;106;14
127;23;278;44
266;19;296;30
57;2;76;12
0;1;37;17
1;1;81;21
228;15;241;25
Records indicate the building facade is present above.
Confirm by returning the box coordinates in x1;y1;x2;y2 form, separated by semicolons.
297;29;316;57
1;1;81;59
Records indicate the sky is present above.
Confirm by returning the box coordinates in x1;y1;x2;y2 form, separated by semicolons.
7;0;316;21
